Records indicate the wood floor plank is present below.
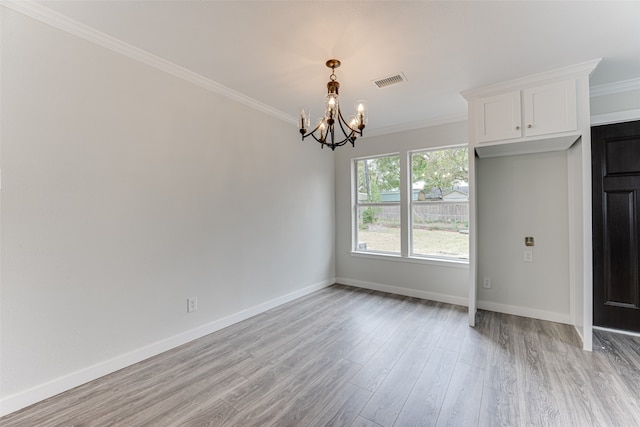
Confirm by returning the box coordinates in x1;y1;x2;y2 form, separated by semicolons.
457;310;491;369
351;416;384;427
359;323;436;426
393;347;457;427
114;370;246;425
512;315;561;426
342;296;416;366
484;313;518;397
267;359;362;426
310;383;372;427
181;399;239;426
349;318;421;392
543;351;603;427
435;361;484;427
225;358;359;426
434;304;469;354
478;385;520;427
3;285;640;427
596;331;640;397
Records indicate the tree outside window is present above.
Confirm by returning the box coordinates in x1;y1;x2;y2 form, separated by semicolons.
411;147;469;259
353;146;468;261
355;155;400;254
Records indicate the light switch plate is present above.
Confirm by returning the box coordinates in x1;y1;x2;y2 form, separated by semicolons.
524;251;533;262
187;297;198;313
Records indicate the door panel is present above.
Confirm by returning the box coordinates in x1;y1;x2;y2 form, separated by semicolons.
592;120;640;332
603;191;637;306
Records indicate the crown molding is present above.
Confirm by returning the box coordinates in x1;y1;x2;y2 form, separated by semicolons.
1;0;296;125
590;77;640;98
591;109;640;126
461;58;602;99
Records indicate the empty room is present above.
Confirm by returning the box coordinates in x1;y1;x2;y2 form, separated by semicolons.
2;1;640;426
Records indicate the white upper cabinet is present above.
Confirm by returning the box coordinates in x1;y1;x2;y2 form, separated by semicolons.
475;79;577;145
476;90;522;143
522;80;577;138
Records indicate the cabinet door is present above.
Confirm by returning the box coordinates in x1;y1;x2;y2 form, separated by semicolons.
475;91;522;143
523;80;577;137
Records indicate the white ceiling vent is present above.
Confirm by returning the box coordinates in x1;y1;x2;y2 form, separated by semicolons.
373;72;407;89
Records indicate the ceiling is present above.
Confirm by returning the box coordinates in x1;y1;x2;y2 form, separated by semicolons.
30;1;640;134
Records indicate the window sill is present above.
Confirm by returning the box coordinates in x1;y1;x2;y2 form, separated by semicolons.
350;251;469;269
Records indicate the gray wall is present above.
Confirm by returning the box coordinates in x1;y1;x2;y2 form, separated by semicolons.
476;151;571;322
335;122;470;304
1;7;335;410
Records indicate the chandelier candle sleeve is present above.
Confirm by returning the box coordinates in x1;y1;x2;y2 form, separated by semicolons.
299;107;310;131
298;59;367;150
355;100;367;128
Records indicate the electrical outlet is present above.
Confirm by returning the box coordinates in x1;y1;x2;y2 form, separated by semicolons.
187;297;198;313
483;277;491;289
524;251;533;263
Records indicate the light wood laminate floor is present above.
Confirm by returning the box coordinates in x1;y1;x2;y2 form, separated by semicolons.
2;284;640;426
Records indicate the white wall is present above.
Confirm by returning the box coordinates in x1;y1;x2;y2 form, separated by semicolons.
476;151;571;323
0;7;335;413
334;122;469;305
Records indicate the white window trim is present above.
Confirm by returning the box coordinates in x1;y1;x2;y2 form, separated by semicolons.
353;153;401;256
351;144;469;266
349;250;469;268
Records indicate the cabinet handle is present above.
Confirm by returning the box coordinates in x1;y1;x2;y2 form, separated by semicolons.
516;126;520;130
527;124;532;128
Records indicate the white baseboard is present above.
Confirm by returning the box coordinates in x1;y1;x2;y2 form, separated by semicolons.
0;279;333;417
336;277;572;326
477;300;572;325
336;277;468;307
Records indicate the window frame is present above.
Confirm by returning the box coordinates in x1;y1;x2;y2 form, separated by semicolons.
409;145;469;261
352;152;402;256
351;144;469;268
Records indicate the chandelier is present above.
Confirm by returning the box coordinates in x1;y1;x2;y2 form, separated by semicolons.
298;59;367;150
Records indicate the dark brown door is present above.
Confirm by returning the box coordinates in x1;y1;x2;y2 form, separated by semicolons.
592;120;640;332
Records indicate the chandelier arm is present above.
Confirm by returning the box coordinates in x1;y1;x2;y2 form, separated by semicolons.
335;106;361;139
335;107;360;149
302;117;352;147
301;122;324;140
306;128;333;148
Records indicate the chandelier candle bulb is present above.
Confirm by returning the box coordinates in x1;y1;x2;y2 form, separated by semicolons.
299;107;310;132
349;116;358;129
318;119;327;140
355;100;368;129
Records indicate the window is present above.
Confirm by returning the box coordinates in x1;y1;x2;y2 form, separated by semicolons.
410;147;469;260
354;154;401;254
353;146;468;262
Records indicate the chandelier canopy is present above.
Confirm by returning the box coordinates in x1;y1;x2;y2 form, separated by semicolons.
298;59;367;150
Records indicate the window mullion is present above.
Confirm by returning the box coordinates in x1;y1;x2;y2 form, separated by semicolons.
400;151;410;257
351;158;358;252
